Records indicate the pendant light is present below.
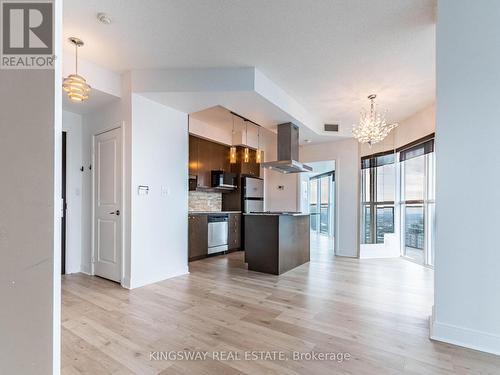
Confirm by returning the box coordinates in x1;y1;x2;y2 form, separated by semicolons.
256;126;262;164
243;121;250;163
63;37;91;103
352;94;398;146
229;114;237;164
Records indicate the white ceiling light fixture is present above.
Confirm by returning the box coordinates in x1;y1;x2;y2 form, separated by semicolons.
62;37;91;103
352;94;398;146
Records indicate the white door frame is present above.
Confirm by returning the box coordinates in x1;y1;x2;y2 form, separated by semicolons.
91;124;125;283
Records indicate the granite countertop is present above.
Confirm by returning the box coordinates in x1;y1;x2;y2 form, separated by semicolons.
243;212;310;217
189;211;242;214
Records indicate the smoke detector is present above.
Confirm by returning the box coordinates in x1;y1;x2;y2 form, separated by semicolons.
97;13;112;25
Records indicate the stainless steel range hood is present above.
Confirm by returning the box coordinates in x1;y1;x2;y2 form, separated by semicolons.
262;122;312;173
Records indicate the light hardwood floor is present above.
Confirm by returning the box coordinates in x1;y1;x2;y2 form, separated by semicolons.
62;235;500;374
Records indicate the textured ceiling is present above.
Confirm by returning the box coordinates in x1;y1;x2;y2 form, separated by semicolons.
64;0;436;140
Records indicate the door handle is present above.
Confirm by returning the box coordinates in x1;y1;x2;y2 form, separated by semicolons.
110;210;120;216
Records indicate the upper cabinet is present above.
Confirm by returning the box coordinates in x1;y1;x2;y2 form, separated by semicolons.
188;135;199;177
189;135;231;190
231;117;260;149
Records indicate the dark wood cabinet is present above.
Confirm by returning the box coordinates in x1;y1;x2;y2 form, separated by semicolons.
196;137;211;188
189;135;231;189
188;214;208;260
228;213;242;250
188;136;198;177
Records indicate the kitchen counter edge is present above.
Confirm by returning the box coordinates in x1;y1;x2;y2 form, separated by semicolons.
189;211;242;215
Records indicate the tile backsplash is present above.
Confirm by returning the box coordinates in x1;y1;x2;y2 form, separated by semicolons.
188;191;222;212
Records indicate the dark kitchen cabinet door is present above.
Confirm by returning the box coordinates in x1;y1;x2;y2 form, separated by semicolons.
209;141;230;173
189;136;199;176
228;213;241;250
196;139;211;188
188;214;208;260
189;134;231;189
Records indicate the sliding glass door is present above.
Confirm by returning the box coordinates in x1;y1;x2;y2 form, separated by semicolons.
309;172;334;237
400;138;435;266
310;178;318;232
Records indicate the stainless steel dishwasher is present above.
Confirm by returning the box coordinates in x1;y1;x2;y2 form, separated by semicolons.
207;215;228;254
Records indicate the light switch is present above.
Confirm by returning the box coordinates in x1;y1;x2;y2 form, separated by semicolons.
138;185;149;196
161;186;170;196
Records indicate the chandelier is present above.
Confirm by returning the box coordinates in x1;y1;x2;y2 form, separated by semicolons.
63;37;91;103
352;94;398;146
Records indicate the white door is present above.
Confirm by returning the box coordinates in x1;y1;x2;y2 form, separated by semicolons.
93;128;122;282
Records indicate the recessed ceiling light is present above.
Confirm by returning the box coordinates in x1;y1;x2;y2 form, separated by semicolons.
97;12;112;25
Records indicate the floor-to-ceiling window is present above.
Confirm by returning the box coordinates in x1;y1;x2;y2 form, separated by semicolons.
361;152;396;244
309;171;335;237
399;137;435;266
360;135;436;267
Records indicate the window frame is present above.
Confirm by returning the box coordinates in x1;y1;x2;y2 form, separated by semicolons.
361;150;396;244
398;135;436;267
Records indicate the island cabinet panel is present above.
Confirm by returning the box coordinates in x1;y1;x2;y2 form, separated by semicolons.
278;215;310;274
228;213;241;250
244;214;310;275
188;214;208;260
245;215;280;274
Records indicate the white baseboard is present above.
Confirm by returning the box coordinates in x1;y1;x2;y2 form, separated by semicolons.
430;307;500;356
79;264;92;275
121;276;131;289
128;266;189;289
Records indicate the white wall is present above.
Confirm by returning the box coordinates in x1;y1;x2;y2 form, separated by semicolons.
0;1;62;372
130;94;189;288
63;50;121;98
300;139;360;257
75;74;190;290
395;104;435;148
62;111;83;274
360;234;400;259
431;0;500;355
265;173;299;212
189;116;233;146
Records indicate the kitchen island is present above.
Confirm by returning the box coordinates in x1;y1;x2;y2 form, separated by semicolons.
244;212;310;275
